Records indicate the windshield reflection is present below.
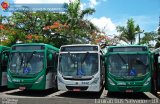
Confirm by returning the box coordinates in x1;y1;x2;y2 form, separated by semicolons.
59;53;98;76
9;52;44;74
108;54;149;77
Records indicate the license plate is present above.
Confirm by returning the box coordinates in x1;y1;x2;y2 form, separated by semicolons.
19;86;26;90
126;90;133;92
73;89;80;91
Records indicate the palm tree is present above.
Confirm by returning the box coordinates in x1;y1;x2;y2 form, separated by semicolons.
116;18;141;44
65;0;99;43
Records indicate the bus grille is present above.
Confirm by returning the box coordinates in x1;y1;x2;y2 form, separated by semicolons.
66;86;88;91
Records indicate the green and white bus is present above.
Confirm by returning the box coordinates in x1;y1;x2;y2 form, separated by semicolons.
105;45;152;93
7;43;59;90
57;44;104;92
0;46;10;87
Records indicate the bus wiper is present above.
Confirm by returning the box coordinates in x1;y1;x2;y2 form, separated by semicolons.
117;53;126;64
22;51;36;74
67;52;75;62
67;52;76;73
81;52;89;64
77;52;89;76
15;52;23;74
136;54;146;65
26;51;36;64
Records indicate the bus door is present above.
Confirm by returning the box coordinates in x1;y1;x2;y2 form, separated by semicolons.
0;50;10;86
46;50;58;89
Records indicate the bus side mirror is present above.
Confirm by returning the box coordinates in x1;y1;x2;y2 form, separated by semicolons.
4;55;8;61
158;56;160;63
2;52;8;61
48;54;53;61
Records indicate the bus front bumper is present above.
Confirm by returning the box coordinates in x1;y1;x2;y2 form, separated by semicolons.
58;82;101;92
106;84;151;92
7;74;45;90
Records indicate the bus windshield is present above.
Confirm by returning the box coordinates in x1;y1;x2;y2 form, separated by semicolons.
9;52;44;75
59;53;98;76
108;54;149;77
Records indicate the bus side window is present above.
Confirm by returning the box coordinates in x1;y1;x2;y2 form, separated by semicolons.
1;50;9;71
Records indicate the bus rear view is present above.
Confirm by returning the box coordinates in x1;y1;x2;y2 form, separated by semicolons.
57;44;104;92
105;45;151;93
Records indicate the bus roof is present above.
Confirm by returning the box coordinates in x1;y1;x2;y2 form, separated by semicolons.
0;45;10;51
11;43;59;51
107;45;148;48
60;44;101;52
106;45;149;52
60;44;99;47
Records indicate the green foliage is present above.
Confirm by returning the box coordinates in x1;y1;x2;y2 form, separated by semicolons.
116;18;142;44
0;0;99;47
155;36;160;48
64;0;98;44
141;32;157;46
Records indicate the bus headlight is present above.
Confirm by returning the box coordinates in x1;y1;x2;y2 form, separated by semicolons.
143;77;151;86
108;78;115;85
35;75;44;84
7;74;12;82
91;78;99;84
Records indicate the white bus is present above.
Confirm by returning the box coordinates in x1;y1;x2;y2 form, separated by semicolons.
57;44;104;92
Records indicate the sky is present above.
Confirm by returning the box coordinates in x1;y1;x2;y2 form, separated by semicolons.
0;0;160;37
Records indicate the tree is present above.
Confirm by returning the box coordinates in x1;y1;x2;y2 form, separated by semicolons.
116;18;141;44
155;36;160;48
65;0;99;43
1;0;100;47
141;32;157;46
1;12;61;46
44;0;99;45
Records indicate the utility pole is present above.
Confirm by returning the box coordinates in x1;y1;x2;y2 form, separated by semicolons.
138;32;140;45
138;30;144;45
137;25;144;45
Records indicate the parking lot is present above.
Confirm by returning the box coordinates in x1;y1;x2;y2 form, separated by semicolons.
0;87;159;104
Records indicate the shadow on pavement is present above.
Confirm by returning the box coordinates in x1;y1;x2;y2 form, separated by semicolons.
106;92;151;100
0;86;13;92
6;88;58;97
56;86;104;99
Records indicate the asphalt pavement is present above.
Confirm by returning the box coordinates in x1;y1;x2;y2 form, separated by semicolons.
0;87;159;104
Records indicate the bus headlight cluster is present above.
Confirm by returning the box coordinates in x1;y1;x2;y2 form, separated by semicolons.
91;78;99;84
143;77;151;86
35;75;44;84
7;74;12;82
108;78;115;85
